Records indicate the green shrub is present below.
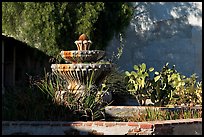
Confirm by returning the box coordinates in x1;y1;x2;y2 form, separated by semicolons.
2;2;134;57
150;63;181;106
102;67;131;105
122;107;202;122
125;62;202;107
125;63;154;105
169;74;202;106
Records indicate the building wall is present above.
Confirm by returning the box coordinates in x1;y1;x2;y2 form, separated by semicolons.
106;2;202;80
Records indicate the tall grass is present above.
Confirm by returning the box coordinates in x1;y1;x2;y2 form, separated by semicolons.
121;107;202;122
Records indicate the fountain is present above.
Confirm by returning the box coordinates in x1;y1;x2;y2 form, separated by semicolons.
51;34;114;103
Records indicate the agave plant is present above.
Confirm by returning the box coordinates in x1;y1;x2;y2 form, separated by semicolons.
35;71;112;121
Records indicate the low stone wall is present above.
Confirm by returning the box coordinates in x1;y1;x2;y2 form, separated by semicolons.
105;106;202;117
2;118;202;135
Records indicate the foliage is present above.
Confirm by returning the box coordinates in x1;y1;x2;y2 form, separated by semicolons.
195;81;202;104
2;2;134;57
125;62;202;107
122;107;202;122
102;67;131;105
103;67;127;94
35;71;112;121
152;63;202;106
150;63;181;106
109;33;126;64
169;74;202;106
125;63;154;105
2;70;112;121
2;86;74;121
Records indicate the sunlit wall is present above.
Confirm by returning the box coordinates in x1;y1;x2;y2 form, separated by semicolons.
107;2;202;80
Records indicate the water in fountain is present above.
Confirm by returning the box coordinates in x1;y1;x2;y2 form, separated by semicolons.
51;34;114;104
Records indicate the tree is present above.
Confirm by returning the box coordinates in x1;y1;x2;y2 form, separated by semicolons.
2;2;133;57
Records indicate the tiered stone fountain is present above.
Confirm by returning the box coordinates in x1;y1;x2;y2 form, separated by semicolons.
51;34;114;103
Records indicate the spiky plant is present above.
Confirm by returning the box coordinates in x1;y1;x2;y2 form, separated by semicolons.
35;71;112;121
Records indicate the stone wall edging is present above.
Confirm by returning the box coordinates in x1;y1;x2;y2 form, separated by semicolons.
2;118;202;135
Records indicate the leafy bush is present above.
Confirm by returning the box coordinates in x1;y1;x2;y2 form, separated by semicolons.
125;63;154;105
2;2;134;57
150;63;181;106
122;107;202;122
169;74;202;106
102;67;132;105
125;62;202;107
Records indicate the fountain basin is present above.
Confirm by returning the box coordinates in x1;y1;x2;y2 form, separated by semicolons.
60;50;105;63
51;63;114;94
51;63;113;70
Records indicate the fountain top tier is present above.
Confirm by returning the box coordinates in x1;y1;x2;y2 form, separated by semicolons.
74;34;92;51
61;34;105;63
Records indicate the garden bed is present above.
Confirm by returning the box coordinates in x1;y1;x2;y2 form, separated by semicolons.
2;105;202;135
2;62;202;135
105;105;202;121
2;118;202;135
